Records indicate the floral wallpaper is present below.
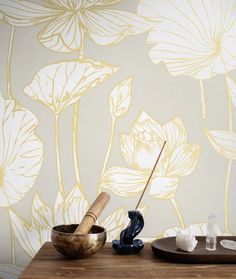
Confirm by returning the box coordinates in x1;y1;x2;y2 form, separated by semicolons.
0;0;236;278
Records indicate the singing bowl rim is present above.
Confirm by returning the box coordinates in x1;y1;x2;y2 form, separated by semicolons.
52;223;105;236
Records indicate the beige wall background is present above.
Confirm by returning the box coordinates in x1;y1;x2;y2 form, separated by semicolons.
0;0;236;278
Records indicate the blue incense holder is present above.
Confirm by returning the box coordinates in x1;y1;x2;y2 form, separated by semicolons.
112;210;144;254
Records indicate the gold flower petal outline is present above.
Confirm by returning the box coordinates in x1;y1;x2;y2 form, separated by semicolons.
101;166;147;197
205;129;236;160
0;0;59;26
148;176;178;199
38;11;83;53
226;75;236;108
100;207;125;241
9;184;88;257
0;0;152;53
109;77;132;118
137;0;162;23
53;191;64;225
0;96;43;207
32;193;53;231
120;134;135;166
167;144;200;176
24;59;118;114
81;8;152;46
64;184;89;224
9;209;41;257
101;111;200;199
162;117;187;151
138;0;236;79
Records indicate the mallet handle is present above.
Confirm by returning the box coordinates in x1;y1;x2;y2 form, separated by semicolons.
74;192;110;234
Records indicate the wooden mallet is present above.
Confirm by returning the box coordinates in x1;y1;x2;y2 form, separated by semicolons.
74;192;110;234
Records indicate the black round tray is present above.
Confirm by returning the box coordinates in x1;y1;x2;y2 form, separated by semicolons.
152;236;236;264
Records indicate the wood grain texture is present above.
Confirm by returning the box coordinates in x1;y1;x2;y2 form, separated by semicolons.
20;243;236;279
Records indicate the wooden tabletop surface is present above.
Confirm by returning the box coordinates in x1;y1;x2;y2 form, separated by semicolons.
20;242;236;279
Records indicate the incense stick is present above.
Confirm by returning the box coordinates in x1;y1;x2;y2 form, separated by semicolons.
135;141;167;210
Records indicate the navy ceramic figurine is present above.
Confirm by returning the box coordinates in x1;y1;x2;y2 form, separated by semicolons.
112;210;144;254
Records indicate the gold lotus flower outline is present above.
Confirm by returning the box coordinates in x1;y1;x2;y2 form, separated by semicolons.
24;59;118;115
101;111;200;228
9;186;130;257
138;0;236;119
0;95;43;207
0;0;152;53
9;187;87;257
138;0;236;80
138;1;236;234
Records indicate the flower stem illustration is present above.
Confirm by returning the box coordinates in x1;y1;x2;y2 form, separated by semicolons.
71;45;86;197
72;102;81;186
24;59;116;203
199;80;206;120
55;114;64;197
98;78;132;195
224;74;233;233
7;26;16;264
225;74;233;132
72;99;89;202
170;198;185;229
71;101;87;201
206;128;236;234
7;26;15;99
99;116;116;194
224;160;232;233
8;208;15;264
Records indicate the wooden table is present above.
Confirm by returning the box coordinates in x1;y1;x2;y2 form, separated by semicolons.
20;242;236;279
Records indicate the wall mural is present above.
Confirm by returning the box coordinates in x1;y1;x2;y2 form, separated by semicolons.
0;0;235;278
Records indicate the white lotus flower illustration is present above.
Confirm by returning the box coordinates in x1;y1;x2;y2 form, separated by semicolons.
100;111;200;228
9;185;88;257
205;129;236;160
138;0;236;118
138;0;236;79
101;111;200;199
24;59;118;114
0;96;43;207
0;0;152;53
9;186;128;256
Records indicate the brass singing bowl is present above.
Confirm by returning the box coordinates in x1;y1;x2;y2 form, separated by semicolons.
51;224;106;259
